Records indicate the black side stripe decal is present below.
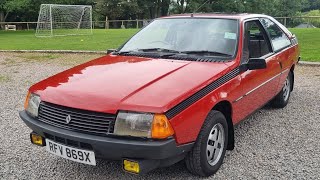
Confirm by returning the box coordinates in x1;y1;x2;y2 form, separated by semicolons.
165;67;240;119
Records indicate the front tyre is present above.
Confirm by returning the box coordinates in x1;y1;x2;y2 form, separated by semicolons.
185;110;228;177
271;71;293;108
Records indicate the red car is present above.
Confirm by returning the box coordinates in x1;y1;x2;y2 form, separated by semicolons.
20;13;299;176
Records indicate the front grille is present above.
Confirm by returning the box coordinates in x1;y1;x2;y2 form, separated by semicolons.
38;102;116;136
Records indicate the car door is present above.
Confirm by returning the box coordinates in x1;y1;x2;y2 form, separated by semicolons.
259;18;293;94
233;19;281;124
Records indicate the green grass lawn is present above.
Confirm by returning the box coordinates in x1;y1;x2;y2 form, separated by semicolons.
289;28;320;62
0;28;319;61
0;29;139;51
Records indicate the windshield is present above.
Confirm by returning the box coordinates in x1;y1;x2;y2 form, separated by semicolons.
119;18;239;57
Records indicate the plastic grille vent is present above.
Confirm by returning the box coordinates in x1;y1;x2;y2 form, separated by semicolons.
38;102;116;136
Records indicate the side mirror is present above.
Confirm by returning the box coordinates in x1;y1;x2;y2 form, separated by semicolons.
241;58;267;72
107;49;117;54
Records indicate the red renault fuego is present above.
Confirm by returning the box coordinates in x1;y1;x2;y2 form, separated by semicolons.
20;13;299;176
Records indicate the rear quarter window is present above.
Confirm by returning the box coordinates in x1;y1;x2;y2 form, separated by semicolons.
260;18;291;52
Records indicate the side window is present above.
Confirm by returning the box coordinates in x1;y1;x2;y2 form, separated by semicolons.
260;18;291;52
242;20;272;62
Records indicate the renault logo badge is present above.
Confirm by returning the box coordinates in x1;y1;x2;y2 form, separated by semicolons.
66;115;72;124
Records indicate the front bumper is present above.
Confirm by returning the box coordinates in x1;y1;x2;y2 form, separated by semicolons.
19;111;193;161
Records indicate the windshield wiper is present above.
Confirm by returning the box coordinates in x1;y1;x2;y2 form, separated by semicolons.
137;48;181;53
116;51;131;55
181;50;232;57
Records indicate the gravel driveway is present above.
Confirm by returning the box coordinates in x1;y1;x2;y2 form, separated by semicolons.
1;52;319;179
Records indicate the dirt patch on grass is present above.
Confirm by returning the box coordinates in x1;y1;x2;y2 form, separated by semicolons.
0;52;103;88
0;75;10;82
18;54;62;61
0;52;102;67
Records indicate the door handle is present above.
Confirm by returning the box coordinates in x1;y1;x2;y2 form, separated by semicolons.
278;61;283;69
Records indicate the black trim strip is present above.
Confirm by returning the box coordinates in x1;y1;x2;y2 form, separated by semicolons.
165;68;240;119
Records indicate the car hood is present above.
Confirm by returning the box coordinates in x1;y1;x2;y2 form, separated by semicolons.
30;55;231;114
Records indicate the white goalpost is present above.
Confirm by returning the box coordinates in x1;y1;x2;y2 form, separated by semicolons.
35;4;93;37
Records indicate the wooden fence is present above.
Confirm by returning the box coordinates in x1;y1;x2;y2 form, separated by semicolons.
0;19;152;30
275;16;320;28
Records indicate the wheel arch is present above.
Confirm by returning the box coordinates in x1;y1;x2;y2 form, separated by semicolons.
212;100;234;150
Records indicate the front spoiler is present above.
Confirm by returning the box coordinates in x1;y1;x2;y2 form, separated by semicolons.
19;111;193;161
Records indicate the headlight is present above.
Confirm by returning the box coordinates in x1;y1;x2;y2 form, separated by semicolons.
24;92;41;117
114;111;174;139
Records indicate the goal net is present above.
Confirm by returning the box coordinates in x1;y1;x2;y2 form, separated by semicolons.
36;4;93;37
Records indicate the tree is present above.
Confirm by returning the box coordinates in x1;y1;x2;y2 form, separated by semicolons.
0;1;6;23
0;0;31;23
304;0;320;11
169;0;311;17
94;0;170;20
277;0;309;17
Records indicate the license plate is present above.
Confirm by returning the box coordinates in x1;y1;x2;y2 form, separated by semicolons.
45;139;96;166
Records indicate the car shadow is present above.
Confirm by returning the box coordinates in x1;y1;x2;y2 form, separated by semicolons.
51;157;197;179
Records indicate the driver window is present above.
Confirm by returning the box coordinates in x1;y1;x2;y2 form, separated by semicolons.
242;21;272;62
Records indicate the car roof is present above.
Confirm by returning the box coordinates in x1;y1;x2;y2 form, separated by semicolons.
160;13;271;20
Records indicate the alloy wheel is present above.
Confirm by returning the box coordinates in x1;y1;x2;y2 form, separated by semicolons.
206;123;225;166
283;76;291;101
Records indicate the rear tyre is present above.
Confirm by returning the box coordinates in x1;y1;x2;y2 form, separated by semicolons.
270;71;293;108
185;110;228;177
